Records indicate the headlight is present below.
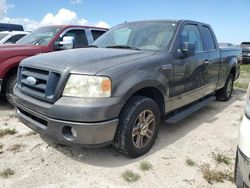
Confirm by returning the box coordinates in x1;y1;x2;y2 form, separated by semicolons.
63;74;111;98
246;83;250;119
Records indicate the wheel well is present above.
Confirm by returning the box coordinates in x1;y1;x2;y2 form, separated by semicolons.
230;67;236;80
132;87;165;115
1;67;18;94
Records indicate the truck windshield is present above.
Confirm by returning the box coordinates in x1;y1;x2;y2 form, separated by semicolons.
17;26;62;46
93;21;177;51
0;33;8;40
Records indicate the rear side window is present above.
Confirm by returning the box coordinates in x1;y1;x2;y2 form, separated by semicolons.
203;26;216;51
180;24;204;52
63;29;88;48
91;30;106;40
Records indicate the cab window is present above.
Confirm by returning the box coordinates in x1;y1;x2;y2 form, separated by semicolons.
180;24;204;52
62;29;88;48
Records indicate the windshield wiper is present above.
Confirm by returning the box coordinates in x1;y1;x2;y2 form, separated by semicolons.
88;44;99;48
105;45;141;51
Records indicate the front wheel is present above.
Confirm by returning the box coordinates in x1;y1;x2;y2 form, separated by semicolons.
113;96;160;158
216;73;234;101
5;74;17;106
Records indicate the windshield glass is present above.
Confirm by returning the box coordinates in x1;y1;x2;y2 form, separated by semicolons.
0;33;8;41
17;26;62;45
93;21;177;51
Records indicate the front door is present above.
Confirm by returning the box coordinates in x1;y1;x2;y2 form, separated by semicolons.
169;23;208;111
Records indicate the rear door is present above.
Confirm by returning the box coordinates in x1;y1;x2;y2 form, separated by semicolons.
201;25;220;91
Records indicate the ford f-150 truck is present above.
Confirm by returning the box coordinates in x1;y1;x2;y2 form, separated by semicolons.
14;20;241;158
0;25;107;104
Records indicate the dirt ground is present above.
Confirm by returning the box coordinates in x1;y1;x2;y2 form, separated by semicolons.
0;89;247;188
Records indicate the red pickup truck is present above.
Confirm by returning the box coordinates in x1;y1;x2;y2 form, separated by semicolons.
0;25;107;104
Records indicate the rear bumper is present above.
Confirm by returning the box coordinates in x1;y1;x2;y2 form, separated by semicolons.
16;103;118;147
238;148;250;187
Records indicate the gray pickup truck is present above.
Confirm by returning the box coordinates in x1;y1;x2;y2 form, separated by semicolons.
14;20;241;158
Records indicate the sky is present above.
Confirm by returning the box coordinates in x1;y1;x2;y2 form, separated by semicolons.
0;0;249;44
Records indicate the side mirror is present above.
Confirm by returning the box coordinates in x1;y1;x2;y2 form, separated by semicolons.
181;42;195;57
54;36;74;50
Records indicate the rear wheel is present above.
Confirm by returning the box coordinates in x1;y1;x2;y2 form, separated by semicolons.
113;96;160;158
216;73;234;101
5;74;17;106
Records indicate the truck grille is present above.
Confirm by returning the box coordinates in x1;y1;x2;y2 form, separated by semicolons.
18;66;60;103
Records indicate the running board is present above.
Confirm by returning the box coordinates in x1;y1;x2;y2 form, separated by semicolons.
164;96;216;124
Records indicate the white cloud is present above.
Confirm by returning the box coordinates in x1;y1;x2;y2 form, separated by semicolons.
40;9;78;25
70;0;82;5
96;21;110;28
0;0;8;18
1;17;39;31
0;0;110;31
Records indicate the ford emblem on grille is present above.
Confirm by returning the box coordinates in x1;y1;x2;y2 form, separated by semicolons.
26;76;37;86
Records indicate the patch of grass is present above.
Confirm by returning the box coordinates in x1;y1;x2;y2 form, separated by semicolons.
0;168;15;178
234;82;249;90
0;128;17;138
122;170;140;182
234;64;250;90
239;114;243;121
25;131;37;136
139;160;153;171
186;158;196;167
240;64;250;72
212;152;231;165
8;114;17;119
8;144;25;153
201;164;234;184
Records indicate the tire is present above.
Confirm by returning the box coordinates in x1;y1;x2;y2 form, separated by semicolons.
113;96;160;158
216;73;234;101
5;74;17;106
235;152;245;188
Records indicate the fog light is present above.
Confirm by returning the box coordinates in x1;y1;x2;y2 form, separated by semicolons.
62;126;77;141
71;127;77;138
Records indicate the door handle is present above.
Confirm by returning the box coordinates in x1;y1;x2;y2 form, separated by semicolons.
204;60;210;64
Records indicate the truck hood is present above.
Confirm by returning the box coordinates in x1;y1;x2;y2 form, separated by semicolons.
0;44;46;61
21;48;155;75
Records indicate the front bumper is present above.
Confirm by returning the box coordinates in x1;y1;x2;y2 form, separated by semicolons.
239;115;250;157
242;55;250;62
14;86;122;147
238;149;250;187
16;103;118;147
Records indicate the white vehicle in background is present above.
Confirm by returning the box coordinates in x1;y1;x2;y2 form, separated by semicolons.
0;31;30;44
235;83;250;188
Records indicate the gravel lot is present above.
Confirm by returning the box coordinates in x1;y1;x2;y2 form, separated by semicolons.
0;89;246;188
